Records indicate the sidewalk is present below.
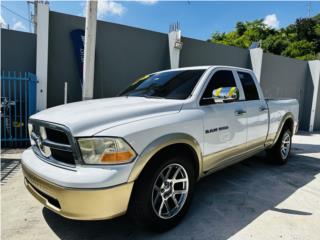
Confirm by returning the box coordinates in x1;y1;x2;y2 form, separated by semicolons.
1;148;25;160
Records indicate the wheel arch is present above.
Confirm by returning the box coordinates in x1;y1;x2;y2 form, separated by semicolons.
127;133;203;182
272;112;294;146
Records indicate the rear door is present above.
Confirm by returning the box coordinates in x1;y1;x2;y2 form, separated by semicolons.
236;71;268;150
200;69;247;171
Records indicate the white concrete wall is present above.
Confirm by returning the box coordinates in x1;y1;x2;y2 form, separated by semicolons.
168;29;181;69
249;48;263;82
36;3;49;111
308;60;320;132
82;0;97;100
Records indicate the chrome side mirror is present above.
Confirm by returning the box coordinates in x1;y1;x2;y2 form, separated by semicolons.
212;87;239;103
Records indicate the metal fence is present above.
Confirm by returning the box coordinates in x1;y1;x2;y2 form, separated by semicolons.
1;72;36;147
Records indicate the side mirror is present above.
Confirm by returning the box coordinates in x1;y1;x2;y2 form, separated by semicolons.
212;87;239;103
200;87;239;106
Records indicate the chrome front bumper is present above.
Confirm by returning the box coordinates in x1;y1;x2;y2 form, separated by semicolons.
22;165;134;220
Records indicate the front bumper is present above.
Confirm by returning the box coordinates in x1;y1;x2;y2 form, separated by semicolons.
22;165;134;220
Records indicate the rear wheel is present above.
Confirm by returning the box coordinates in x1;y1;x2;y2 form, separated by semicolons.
267;128;292;164
129;154;195;231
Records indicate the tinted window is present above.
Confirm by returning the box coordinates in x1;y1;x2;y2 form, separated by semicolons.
202;70;237;100
238;72;259;101
120;70;205;100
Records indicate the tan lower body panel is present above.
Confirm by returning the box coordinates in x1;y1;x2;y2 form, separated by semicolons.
202;137;267;173
22;166;134;220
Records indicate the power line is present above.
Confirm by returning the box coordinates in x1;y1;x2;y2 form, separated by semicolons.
1;4;32;23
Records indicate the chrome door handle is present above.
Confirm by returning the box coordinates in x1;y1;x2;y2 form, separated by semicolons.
259;106;268;112
235;109;247;116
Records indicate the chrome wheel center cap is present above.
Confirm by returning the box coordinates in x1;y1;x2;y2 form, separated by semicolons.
161;182;173;199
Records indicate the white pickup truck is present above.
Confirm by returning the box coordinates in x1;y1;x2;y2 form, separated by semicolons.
22;66;299;231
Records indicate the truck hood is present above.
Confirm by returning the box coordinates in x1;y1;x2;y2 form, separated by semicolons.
30;97;183;136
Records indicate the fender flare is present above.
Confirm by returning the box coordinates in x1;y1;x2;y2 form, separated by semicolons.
127;133;203;182
271;112;294;147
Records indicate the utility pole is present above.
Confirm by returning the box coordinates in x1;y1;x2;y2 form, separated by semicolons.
82;0;97;100
308;1;311;18
34;1;38;33
27;1;32;32
28;1;49;34
27;0;37;33
27;0;49;33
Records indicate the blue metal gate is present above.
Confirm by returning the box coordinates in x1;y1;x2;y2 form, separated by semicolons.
1;72;37;147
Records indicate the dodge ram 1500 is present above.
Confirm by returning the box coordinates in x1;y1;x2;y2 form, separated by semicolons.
22;66;299;231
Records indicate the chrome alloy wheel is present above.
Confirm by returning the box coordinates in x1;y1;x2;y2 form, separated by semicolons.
151;163;189;219
280;131;291;159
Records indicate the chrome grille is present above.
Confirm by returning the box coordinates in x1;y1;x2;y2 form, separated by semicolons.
29;120;77;167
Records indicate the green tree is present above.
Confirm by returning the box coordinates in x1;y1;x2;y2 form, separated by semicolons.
295;18;317;42
209;14;320;60
236;21;246;36
282;40;316;60
262;34;290;55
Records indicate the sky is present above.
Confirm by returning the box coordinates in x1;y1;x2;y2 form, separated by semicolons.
1;1;320;40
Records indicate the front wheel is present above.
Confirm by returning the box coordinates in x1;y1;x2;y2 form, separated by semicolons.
267;128;292;164
129;154;195;231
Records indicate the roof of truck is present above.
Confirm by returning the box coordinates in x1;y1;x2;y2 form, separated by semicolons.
159;65;252;72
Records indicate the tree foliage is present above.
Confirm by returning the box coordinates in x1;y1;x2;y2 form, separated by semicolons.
209;14;320;60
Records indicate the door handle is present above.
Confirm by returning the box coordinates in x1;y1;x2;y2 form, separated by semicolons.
235;109;247;116
259;106;268;112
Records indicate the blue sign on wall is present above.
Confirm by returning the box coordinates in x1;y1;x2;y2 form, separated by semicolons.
70;29;85;88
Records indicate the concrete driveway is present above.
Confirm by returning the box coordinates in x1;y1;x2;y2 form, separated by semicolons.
2;133;320;240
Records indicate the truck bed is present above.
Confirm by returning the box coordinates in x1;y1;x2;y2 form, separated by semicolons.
266;98;299;139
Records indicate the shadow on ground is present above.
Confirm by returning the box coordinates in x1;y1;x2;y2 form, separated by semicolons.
43;151;320;240
1;159;21;184
291;143;320;154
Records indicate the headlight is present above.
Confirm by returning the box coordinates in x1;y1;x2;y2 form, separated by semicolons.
78;137;136;165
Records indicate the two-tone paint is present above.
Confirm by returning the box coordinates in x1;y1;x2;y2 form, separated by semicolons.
22;65;299;220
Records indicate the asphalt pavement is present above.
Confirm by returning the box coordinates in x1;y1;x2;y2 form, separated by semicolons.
1;133;320;240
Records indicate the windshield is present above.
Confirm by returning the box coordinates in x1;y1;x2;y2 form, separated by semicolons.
119;69;206;100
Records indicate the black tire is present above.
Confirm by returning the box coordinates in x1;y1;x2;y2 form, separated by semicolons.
267;128;292;165
128;153;196;232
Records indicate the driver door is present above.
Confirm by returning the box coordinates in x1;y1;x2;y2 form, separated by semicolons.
200;69;247;171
